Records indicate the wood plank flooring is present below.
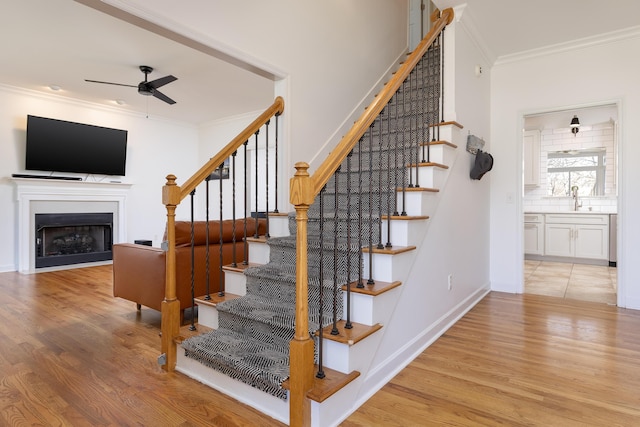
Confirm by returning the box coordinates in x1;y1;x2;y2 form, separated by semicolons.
0;266;285;426
344;292;640;426
1;265;639;426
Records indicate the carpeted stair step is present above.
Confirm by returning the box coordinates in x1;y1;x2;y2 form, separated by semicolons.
181;328;290;400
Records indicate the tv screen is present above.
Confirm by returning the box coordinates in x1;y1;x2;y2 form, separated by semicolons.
25;115;128;176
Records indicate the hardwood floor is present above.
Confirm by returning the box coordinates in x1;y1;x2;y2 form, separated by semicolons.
344;292;640;426
2;266;639;426
0;266;285;426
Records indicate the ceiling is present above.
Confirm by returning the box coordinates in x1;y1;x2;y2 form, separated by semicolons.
435;0;640;62
0;0;275;126
2;1;639;126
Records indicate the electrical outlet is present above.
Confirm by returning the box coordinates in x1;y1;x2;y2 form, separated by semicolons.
447;274;453;290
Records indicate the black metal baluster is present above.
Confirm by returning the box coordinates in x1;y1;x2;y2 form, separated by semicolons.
331;172;340;335
204;175;212;300
316;186;326;379
189;189;196;331
357;137;365;289
345;150;353;329
400;80;409;216
231;151;238;268
254;130;260;238
412;68;421;189
392;93;400;217
367;125;375;285
385;103;393;249
243;141;249;265
376;115;384;251
420;54;427;164
274;112;280;213
218;162;225;297
439;31;444;139
264;120;270;238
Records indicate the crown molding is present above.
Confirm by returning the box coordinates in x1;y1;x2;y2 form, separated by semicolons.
495;25;640;66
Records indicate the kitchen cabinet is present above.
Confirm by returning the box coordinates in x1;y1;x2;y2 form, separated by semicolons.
524;213;544;255
523;130;540;187
544;214;609;260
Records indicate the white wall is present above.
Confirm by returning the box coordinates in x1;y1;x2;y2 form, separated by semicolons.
102;0;410;193
355;10;492;409
0;87;199;271
490;35;640;309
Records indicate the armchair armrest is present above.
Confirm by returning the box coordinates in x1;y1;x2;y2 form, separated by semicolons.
112;243;165;312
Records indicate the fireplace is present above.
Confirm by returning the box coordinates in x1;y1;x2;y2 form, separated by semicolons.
35;213;114;268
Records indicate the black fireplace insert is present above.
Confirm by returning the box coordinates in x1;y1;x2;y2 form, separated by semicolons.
35;213;113;268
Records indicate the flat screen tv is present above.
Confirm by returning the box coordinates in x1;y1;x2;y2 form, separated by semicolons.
25;115;128;176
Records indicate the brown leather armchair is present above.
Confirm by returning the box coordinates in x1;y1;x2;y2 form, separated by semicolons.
113;218;265;322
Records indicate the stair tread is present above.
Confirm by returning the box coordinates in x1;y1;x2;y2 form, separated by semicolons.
408;161;449;169
194;292;242;308
175;323;214;344
381;214;429;220
362;245;416;255
399;186;439;192
223;262;263;273
429;120;464;129
282;366;361;403
317;320;382;345
342;279;402;296
420;140;457;148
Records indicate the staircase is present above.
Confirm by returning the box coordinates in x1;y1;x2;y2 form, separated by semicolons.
160;8;474;427
177;122;462;425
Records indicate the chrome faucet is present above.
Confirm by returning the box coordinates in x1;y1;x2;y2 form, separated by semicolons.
571;185;582;211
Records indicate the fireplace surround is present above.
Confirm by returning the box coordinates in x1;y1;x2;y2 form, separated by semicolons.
35;212;114;268
13;177;131;273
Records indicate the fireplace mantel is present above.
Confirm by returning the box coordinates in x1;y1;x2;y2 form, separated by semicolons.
13;178;132;273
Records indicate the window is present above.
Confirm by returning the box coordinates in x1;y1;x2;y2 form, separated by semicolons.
547;149;606;196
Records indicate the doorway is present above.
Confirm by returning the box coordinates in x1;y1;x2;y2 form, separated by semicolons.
522;103;619;305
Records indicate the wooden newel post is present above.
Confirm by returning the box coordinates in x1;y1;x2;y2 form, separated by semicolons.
289;162;315;427
161;174;181;372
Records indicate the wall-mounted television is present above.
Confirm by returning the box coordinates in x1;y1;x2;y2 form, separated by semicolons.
25;115;128;176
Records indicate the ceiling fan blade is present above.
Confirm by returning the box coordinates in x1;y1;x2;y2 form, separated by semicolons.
147;75;177;89
84;79;137;88
150;88;176;105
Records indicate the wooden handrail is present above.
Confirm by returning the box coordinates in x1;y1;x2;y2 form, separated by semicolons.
310;8;453;196
179;96;285;201
160;96;284;372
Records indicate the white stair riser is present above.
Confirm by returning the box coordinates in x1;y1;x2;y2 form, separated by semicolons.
268;216;290;237
425;144;455;165
362;250;414;283
197;303;219;330
381;218;428;247
397;190;438;217
321;328;382;374
342;285;401;326
224;270;247;296
247;241;270;264
411;165;446;189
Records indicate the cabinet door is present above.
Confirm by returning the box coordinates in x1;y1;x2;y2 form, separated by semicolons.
524;223;544;255
523;130;540;187
545;224;573;257
575;224;609;260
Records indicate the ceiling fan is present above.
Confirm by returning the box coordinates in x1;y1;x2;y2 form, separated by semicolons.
85;65;177;105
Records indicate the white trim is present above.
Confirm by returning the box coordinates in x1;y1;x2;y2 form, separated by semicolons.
496;25;640;66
